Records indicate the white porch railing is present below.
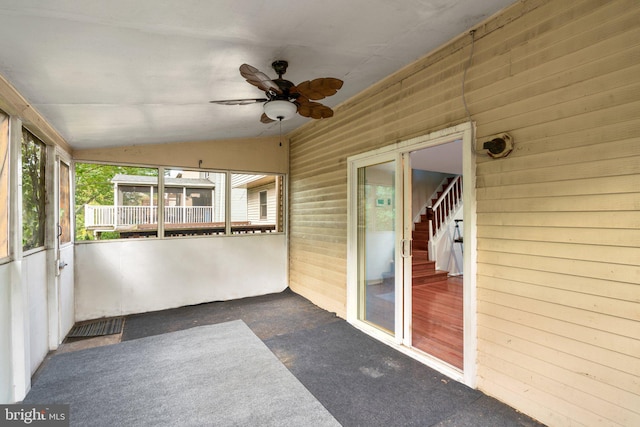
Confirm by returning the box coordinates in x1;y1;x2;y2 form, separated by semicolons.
84;205;214;227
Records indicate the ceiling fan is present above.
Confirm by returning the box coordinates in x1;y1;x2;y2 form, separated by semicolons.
210;60;343;123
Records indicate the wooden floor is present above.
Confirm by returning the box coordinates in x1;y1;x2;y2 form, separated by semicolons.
412;276;463;369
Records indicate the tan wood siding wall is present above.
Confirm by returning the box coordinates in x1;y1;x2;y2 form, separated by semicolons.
288;0;639;425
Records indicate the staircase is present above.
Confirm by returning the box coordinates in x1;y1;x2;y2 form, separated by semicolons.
411;175;462;286
412;214;449;285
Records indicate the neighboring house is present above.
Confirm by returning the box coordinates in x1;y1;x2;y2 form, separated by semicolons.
0;1;638;426
82;172;279;237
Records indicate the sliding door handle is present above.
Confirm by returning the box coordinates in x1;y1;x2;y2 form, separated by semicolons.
401;239;413;258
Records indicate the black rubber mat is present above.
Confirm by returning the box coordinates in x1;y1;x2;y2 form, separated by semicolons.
67;317;124;338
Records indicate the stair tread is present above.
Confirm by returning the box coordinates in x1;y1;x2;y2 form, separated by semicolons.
413;269;448;277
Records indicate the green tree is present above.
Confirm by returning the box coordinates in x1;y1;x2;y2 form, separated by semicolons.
22;131;46;250
75;163;157;240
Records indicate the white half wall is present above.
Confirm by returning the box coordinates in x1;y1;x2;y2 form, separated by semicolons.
75;234;288;321
0;262;12;402
58;244;75;338
24;251;48;375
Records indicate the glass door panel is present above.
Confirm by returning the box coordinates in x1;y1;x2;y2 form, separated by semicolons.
357;160;397;333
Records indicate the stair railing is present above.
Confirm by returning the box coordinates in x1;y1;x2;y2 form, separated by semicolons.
428;176;462;247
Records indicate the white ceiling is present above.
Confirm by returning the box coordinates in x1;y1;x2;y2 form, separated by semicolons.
411;139;463;174
0;0;514;150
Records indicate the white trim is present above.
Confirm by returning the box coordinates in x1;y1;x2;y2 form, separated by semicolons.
46;144;58;350
347;122;477;387
461;123;478;387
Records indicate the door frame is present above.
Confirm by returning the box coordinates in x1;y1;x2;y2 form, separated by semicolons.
47;148;74;350
348;151;404;343
346;122;477;387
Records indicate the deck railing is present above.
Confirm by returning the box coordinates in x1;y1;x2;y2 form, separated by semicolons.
84;205;214;227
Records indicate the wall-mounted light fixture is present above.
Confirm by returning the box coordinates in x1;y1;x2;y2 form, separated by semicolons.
480;133;513;158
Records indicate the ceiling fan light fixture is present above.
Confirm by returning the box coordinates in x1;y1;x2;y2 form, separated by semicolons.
264;100;297;121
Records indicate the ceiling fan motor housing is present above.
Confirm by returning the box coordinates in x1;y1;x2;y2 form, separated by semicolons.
271;60;289;77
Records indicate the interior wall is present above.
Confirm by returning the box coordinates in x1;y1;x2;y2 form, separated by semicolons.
411;170;451;220
75;234;287;320
288;0;640;425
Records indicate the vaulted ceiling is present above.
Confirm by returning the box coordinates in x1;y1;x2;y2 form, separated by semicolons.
0;0;514;149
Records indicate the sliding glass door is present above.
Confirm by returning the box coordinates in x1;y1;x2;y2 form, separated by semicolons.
348;123;475;384
356;159;398;333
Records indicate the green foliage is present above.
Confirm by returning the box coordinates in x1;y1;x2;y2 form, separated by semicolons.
74;163;157;240
22;131;46;250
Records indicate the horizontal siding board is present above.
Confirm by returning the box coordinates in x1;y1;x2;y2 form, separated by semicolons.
477;295;639;357
480;327;638;395
468;6;640;111
478;251;639;284
478;264;639;302
485;117;640;160
477;151;640;187
478;225;640;248
480;276;640;329
478;311;640;378
290;242;346;260
478;339;639;426
477;135;640;178
477;192;640;213
477;211;640;229
478;349;639;427
477;98;640;151
477;174;640;200
478;237;640;266
477;371;575;427
473;47;640;134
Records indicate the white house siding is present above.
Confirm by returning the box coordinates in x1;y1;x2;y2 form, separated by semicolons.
288;0;640;425
247;183;276;225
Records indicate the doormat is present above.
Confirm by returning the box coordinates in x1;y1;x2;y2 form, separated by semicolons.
67;317;124;338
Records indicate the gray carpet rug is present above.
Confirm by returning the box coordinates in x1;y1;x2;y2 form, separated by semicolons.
24;320;340;426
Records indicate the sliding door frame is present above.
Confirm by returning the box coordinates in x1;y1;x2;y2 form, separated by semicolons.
347;122;477;387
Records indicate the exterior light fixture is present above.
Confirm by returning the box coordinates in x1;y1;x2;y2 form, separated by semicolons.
480;133;514;158
263;100;297;121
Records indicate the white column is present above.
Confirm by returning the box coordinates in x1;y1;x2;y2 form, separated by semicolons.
149;185;154;224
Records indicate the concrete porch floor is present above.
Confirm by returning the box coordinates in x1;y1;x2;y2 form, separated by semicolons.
53;288;544;426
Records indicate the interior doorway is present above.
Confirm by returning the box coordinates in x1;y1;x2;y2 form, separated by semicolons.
347;123;476;385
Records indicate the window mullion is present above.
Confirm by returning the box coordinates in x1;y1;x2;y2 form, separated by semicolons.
158;167;165;238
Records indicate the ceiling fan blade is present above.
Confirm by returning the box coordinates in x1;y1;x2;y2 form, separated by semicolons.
209;98;268;105
260;113;275;124
297;101;334;119
240;64;282;94
295;78;343;101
